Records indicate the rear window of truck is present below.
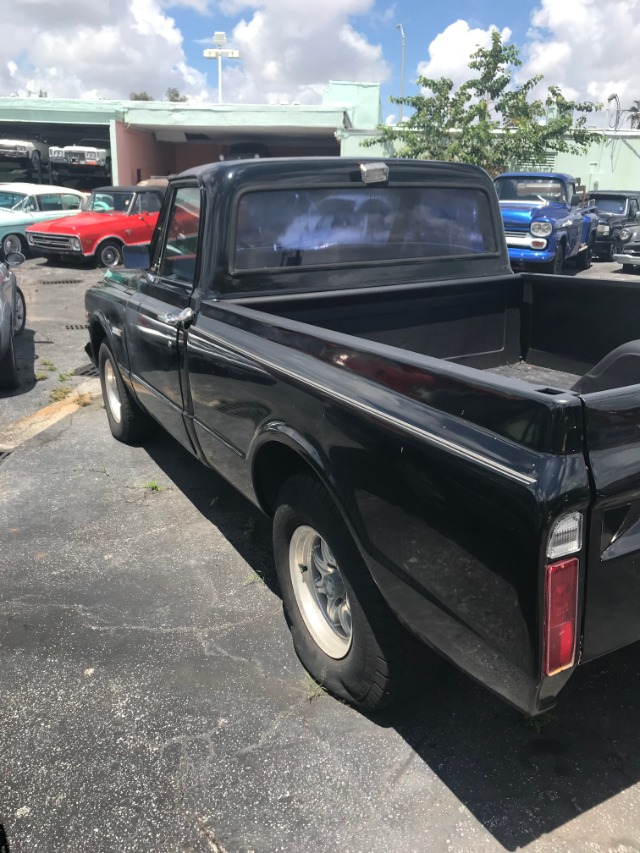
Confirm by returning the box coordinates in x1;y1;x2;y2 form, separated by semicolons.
232;186;497;272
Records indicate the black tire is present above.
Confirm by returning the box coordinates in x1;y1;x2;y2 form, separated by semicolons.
575;242;592;270
273;474;436;711
30;151;41;171
542;244;564;275
13;286;26;336
98;341;153;442
0;333;19;390
2;233;26;258
622;263;636;274
96;240;123;268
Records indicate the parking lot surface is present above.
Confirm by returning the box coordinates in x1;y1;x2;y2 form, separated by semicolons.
2;257;640;852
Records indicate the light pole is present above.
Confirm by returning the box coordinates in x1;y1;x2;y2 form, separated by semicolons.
396;23;405;124
203;31;240;104
607;92;621;130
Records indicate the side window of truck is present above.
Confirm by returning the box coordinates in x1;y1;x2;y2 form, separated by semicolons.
158;186;202;286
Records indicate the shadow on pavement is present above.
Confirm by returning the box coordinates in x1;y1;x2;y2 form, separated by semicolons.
143;428;640;850
0;823;10;853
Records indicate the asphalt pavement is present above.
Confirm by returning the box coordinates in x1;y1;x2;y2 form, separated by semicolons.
1;257;640;853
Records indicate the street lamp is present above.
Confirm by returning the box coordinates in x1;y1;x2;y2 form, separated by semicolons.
607;92;621;130
396;24;405;124
203;31;241;104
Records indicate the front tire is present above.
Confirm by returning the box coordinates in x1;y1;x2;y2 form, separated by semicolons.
273;474;435;711
97;240;122;268
0;333;19;390
575;242;592;270
98;342;153;442
542;244;564;275
13;286;25;336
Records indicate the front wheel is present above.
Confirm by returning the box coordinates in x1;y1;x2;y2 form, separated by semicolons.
273;474;436;711
0;334;19;390
13;286;26;336
575;242;592;270
97;240;123;268
98;342;154;443
542;244;564;275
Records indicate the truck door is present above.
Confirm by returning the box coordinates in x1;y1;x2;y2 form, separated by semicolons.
580;384;640;661
125;183;201;449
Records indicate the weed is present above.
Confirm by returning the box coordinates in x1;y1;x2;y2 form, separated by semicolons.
74;393;92;408
34;372;48;381
243;517;257;543
303;669;328;701
48;386;71;402
58;371;74;381
243;569;266;587
39;358;56;372
142;480;165;492
525;711;556;733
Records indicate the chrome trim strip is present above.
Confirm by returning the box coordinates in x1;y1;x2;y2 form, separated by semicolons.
187;332;537;486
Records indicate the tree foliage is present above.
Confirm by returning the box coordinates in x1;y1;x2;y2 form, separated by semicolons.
365;31;600;175
629;100;640;129
165;87;188;103
130;91;154;101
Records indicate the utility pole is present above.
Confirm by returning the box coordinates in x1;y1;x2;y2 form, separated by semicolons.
203;32;240;104
397;24;405;124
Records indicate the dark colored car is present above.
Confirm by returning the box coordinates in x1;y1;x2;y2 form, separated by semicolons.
588;190;640;260
613;222;640;272
0;252;26;390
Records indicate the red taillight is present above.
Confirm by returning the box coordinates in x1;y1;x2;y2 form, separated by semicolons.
544;557;579;676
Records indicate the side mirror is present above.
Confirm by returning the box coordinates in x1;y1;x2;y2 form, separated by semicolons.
122;245;150;270
570;194;582;207
5;252;25;267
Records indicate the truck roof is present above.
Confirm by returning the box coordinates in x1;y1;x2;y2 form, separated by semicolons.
496;172;576;183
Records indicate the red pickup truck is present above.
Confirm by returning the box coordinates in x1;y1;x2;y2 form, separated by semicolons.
25;185;165;267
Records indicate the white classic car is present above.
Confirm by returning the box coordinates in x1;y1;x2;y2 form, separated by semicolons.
49;139;111;175
0;183;87;257
0;135;49;170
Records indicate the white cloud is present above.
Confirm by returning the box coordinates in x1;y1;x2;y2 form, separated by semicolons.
416;21;512;88
0;0;208;100
220;0;389;104
522;0;640;106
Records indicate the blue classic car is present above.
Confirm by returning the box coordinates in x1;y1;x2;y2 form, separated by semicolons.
495;172;598;274
0;252;26;390
0;183;86;258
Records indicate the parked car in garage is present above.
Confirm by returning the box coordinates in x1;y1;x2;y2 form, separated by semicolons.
25;185;165;267
0;183;87;258
0;134;49;171
49;138;111;176
613;222;640;272
588;190;640;260
0;251;26;390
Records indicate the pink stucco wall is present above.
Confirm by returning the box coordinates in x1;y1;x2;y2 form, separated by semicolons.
114;122;174;184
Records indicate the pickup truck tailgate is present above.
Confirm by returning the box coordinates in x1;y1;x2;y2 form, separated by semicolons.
582;386;640;661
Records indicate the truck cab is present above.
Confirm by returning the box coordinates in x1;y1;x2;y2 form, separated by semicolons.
495;172;597;274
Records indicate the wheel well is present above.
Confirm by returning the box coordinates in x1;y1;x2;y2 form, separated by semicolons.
253;442;323;516
88;320;107;364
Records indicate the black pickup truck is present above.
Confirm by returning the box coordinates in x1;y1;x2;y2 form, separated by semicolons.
85;157;640;717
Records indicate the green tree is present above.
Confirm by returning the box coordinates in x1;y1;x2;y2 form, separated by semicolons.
130;91;154;101
165;87;188;103
629;100;640;129
365;31;600;175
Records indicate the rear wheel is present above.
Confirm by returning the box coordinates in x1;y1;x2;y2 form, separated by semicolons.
98;342;154;442
97;240;122;268
273;474;437;711
2;233;25;258
0;333;19;390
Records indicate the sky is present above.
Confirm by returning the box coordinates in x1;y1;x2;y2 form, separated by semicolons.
1;0;639;126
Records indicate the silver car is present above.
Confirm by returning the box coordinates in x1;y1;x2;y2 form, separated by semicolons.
0;253;26;390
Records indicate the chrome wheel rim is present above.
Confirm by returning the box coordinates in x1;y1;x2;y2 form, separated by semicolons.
289;525;352;658
101;246;120;267
3;235;21;255
103;359;121;423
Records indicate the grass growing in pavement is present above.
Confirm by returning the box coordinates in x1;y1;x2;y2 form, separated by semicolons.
58;371;74;382
142;480;165;492
74;393;92;407
303;670;328;701
48;386;72;402
39;358;56;372
34;372;48;381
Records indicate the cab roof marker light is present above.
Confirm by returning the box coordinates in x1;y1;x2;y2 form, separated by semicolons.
360;163;389;185
547;512;583;560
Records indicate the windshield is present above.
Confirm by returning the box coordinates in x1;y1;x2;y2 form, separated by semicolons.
0;191;27;211
592;196;628;215
495;177;567;204
87;191;135;213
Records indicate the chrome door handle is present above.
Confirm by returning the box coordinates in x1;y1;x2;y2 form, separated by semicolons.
158;307;194;326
